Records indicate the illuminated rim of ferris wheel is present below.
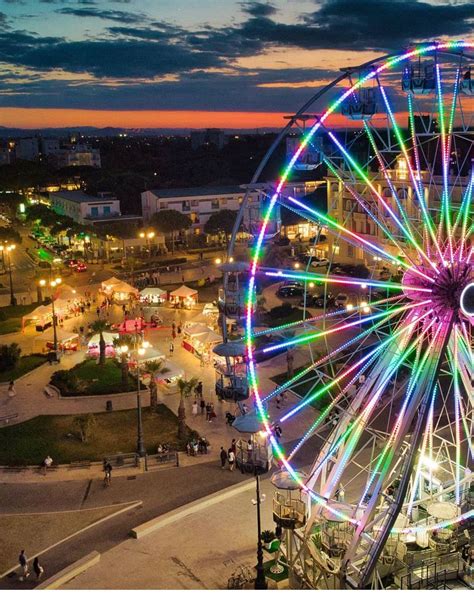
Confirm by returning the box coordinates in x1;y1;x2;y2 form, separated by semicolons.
244;39;474;539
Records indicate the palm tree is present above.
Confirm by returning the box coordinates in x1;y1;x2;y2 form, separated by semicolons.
90;319;111;365
144;360;170;410
113;335;135;387
177;377;199;439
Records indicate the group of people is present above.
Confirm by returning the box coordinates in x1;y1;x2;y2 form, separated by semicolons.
185;436;209;456
18;550;43;582
134;271;161;289
220;439;237;471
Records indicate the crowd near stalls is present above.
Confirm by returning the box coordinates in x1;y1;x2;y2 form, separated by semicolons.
169;285;198;309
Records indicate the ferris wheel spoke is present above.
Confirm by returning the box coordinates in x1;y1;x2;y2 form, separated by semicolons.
261;267;430;293
435;63;454;261
322;155;419;268
263;303;404;408
280;195;435;283
326;130;435;270
453;170;473;256
378;83;444;263
259;299;430;358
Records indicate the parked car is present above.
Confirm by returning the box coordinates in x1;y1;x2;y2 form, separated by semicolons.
335;293;349;307
310;257;329;268
300;293;335;308
75;261;87;272
64;259;79;269
277;285;304;298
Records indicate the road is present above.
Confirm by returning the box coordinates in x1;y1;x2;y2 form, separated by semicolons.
0;460;246;589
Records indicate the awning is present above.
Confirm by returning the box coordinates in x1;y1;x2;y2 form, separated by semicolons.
169;285;198;299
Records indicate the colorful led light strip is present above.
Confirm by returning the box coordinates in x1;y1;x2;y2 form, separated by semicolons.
263;268;432;292
245;40;474;537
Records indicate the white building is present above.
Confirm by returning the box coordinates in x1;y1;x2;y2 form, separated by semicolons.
141;185;257;234
54;144;101;168
50;190;125;225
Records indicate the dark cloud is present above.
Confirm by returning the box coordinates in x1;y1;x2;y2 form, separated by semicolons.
57;7;142;24
240;1;276;18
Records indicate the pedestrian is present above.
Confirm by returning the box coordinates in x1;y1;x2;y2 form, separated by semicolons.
220;447;227;469
169;342;174;356
18;550;29;581
103;459;112;486
171;322;176;332
205;402;211;421
8;380;15;397
200;398;205;415
33;557;44;581
275;394;281;409
192;400;198;416
177;323;182;335
172;329;176;340
197;381;203;398
246;439;253;462
209;404;216;422
41;455;53;475
228;448;235;471
230;438;237;454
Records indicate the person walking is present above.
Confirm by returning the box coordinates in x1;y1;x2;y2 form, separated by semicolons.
41;455;53;475
228;448;235;471
200;397;206;415
33;557;44;581
7;380;15;398
192;400;198;416
220;447;227;470
230;438;237;454
103;459;112;487
18;550;29;581
169;341;174;356
205;402;211;421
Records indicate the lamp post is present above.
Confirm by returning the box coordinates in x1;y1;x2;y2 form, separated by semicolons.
135;341;150;459
39;276;62;362
253;470;268;590
139;230;155;256
0;244;17;305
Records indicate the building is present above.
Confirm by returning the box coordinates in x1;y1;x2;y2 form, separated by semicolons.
50;190;139;226
15;137;39;161
325;157;469;265
190;129;227;150
0;147;10;166
40;138;60;158
141;185;255;234
53;144;101;168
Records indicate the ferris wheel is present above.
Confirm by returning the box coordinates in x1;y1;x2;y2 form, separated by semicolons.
224;40;473;589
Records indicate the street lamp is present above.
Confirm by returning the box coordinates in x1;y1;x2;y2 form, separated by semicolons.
135;344;147;459
0;244;16;305
252;470;268;590
41;277;62;362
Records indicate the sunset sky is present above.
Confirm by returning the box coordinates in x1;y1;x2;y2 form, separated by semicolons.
0;0;473;129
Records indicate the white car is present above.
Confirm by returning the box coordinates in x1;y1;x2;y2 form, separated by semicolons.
310;258;329;268
202;302;219;316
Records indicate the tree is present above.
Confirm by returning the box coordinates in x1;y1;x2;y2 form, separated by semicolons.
177;377;199;439
150;210;191;253
113;335;135;387
203;209;238;244
73;413;97;443
90;319;111;365
0;343;21;372
0;227;22;245
144;360;170;410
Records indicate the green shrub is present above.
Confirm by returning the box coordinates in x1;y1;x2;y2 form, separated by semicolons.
268;302;293;319
0;343;21;372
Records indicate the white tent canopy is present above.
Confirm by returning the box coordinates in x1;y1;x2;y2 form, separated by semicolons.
184;324;221;343
140;287;167;297
35;328;78;343
169;285;197;299
88;332;119;346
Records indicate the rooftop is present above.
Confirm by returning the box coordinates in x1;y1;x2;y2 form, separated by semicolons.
50;190;117;203
147;185;245;198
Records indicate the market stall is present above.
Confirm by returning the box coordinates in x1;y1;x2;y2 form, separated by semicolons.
114;318;146;333
34;328;79;353
22;304;54;332
154;360;184;387
87;331;119;358
139;287;167;304
101;277;138;303
182;323;221;362
169;285;198;309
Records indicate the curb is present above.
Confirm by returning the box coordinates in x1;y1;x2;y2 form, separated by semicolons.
131;478;253;539
0;500;142;580
34;551;100;590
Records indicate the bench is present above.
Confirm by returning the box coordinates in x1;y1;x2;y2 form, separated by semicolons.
68;460;91;470
44;386;56;399
0;413;18;425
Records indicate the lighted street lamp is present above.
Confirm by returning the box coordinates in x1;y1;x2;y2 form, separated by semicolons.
135;340;150;460
0;243;17;306
39;276;62;361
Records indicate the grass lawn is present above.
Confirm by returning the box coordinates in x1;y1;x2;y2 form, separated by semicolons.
0;354;47;383
0;504;130;575
0;405;185;466
0;303;38;335
50;358;139;396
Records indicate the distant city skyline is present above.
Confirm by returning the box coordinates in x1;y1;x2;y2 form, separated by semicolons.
0;0;473;128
